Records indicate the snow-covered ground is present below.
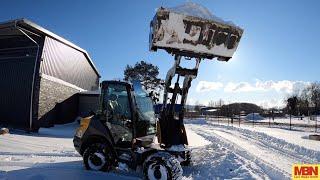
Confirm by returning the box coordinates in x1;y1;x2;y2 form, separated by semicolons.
259;117;318;126
1;119;319;179
208;116;319;126
184;119;320;179
0;122;138;180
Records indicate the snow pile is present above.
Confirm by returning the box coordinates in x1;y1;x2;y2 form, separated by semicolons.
0;128;9;135
168;2;236;26
185;126;211;147
245;113;264;121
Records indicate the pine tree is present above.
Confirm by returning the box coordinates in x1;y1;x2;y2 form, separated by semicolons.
124;61;163;103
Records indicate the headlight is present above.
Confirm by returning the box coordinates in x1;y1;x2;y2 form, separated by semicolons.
75;117;91;138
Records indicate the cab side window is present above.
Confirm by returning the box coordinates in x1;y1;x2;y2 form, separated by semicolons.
105;84;132;144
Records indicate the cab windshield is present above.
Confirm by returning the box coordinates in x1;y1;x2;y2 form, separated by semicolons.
133;81;156;123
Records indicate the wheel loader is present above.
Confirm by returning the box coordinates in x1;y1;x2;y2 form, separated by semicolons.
73;3;243;180
74;80;185;179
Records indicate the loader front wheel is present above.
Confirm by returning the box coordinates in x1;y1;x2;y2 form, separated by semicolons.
83;143;113;171
143;152;183;180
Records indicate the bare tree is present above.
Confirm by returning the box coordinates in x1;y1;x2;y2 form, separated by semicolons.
308;82;320;113
208;100;215;107
218;99;224;107
194;101;202;113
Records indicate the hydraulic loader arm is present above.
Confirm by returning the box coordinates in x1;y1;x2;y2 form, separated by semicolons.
150;5;244;148
158;55;201;147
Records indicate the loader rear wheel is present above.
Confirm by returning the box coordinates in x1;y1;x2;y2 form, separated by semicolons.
143;152;183;180
83;143;113;171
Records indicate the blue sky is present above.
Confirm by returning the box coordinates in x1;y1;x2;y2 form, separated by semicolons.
1;0;319;108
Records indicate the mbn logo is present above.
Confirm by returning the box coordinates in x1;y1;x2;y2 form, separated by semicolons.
295;166;318;175
292;164;319;179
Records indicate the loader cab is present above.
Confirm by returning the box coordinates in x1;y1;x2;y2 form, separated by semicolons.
100;80;156;148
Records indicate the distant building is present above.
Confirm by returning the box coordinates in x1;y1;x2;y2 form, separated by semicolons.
0;19;100;131
200;107;219;115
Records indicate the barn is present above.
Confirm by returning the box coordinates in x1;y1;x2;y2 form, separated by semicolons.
0;19;100;131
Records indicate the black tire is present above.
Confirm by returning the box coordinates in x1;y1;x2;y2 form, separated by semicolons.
143;152;183;180
83;143;114;171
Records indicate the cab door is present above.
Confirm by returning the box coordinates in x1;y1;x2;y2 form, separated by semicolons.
104;83;133;147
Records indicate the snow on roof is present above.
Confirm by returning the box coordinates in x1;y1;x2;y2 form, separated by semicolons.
168;2;237;27
206;109;217;112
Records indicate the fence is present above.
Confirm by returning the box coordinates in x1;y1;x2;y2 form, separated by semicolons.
185;115;319;133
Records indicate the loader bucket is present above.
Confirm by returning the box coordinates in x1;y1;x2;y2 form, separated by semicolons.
149;3;243;61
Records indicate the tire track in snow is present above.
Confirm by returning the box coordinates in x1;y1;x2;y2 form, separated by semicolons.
214;126;320;163
187;124;291;179
184;144;271;180
205;120;320;158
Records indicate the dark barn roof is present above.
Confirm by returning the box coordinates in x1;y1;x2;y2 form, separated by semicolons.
0;18;100;77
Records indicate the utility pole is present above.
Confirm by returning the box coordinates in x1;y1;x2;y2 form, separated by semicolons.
308;107;310;126
269;110;271;127
231;109;234;126
218;106;220;125
238;111;241;127
239;112;241;127
316;116;318;133
272;109;275;122
289;113;292;130
252;112;255;127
